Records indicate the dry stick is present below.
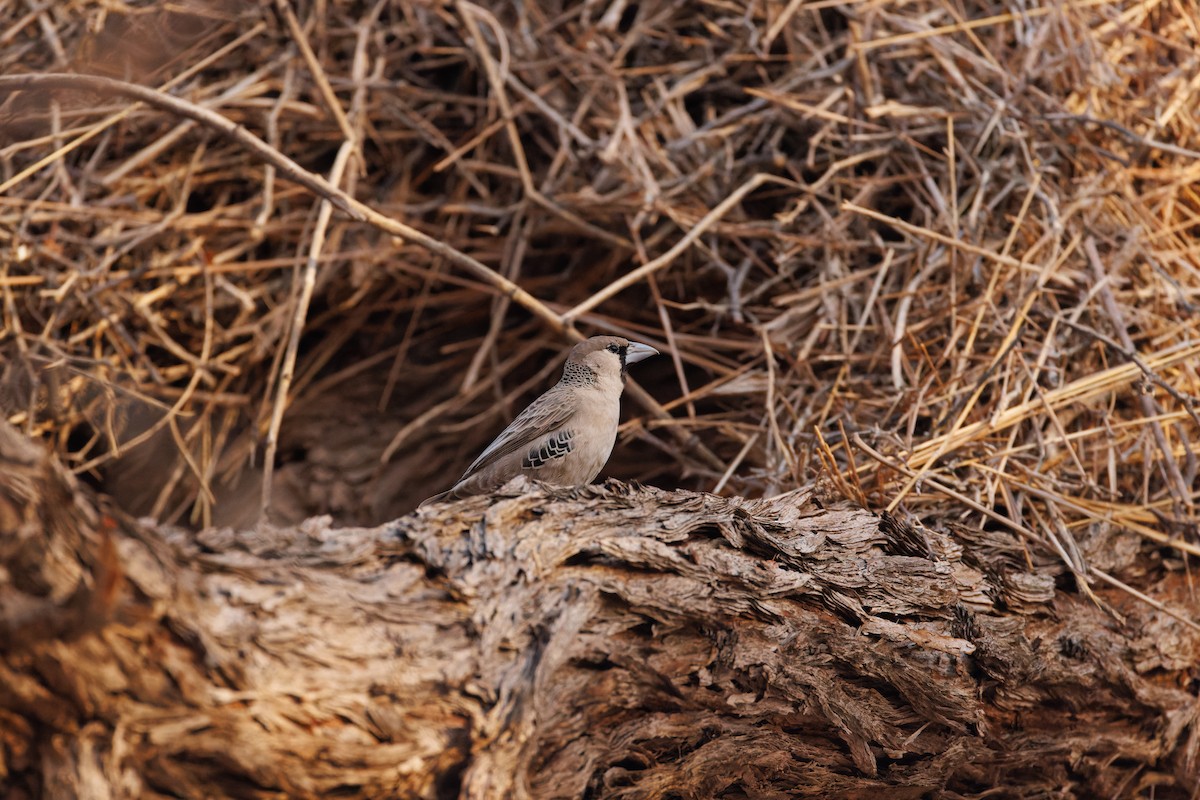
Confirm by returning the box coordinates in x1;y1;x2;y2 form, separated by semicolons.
0;24;267;196
101;60;282;187
1084;237;1194;513
503;71;594;148
762;0;807;51
1017;353;1095;492
949;173;1044;406
27;0;65;64
457;0;532;197
846;248;894;357
172;264;218;528
855;435;1055;544
456;0;632;251
903;341;1200;471
843;201;1026;270
1043;113;1200;161
655;358;764;414
562;173;801;323
838;419;868;502
380;260;439;412
432;21;559;406
978;466;1200;560
853;435;1200;632
1026;501;1105;609
1091;569;1198;631
713;431;759;494
461;212;531;392
274;0;357;149
760;327;797;489
260;184;354;513
72;150;216;476
1057;317;1200;433
648;273;694;419
887;287;1042;513
0;73;566;337
813;425;860;504
890;258;940;389
255;62;296;233
851;0;1115;52
262;7;374;518
622;379;725;472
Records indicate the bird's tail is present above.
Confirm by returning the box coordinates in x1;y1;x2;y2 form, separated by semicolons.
417;489;454;509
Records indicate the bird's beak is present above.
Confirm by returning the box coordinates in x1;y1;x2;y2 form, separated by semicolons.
624;342;659;364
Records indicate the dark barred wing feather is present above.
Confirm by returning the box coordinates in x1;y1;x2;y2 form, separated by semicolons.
522;429;574;469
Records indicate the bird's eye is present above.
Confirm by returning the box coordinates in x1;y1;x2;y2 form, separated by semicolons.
607;344;620;353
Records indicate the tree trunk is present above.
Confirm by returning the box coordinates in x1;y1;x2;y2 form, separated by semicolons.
0;422;1196;799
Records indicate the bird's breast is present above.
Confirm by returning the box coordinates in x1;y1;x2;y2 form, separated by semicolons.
566;386;621;482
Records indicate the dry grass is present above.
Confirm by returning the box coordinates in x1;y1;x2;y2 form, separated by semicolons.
2;0;1199;624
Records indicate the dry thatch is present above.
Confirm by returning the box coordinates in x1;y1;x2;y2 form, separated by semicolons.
2;0;1200;794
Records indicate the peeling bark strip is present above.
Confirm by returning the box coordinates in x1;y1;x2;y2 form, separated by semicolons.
0;422;1196;799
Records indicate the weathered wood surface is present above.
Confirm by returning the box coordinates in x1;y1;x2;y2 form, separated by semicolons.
1;422;1196;799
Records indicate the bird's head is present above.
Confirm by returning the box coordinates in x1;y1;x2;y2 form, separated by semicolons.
564;335;658;384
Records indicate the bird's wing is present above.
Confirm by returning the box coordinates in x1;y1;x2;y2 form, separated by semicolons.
457;386;576;482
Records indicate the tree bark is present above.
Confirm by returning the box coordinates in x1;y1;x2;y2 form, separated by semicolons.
0;421;1196;799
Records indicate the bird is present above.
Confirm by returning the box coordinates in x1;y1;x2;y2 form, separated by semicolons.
420;336;658;506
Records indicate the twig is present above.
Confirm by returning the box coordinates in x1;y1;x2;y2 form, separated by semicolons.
1084;237;1193;513
273;0;358;150
562;173;799;322
1043;113;1200;161
261;4;378;518
0;73;567;336
855;435;1200;632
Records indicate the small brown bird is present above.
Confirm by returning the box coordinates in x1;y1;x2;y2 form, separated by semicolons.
420;336;658;506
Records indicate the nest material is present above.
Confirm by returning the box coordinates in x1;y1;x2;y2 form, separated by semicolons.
1;2;1199;619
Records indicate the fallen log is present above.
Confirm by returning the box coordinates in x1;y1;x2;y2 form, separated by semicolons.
0;422;1195;798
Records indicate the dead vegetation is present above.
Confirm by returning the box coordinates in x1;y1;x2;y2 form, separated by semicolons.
2;0;1200;795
